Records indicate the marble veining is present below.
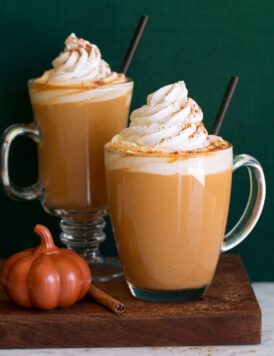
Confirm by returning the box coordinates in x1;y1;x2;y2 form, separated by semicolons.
0;282;273;356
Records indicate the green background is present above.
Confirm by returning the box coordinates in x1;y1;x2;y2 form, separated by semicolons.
0;0;273;281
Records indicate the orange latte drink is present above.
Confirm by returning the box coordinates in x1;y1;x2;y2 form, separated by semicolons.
29;34;133;214
105;147;232;291
105;81;232;301
0;33;134;282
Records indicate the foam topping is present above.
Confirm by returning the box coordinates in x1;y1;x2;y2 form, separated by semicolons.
109;81;227;153
34;33;125;86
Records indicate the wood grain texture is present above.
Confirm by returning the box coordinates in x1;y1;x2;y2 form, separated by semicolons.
0;255;261;348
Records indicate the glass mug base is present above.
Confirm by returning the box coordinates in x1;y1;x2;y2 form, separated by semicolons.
89;256;124;283
127;282;207;302
41;207;124;283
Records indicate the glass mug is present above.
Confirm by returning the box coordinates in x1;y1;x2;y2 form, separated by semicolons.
1;79;134;282
105;144;266;301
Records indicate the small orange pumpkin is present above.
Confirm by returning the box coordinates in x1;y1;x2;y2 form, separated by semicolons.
1;224;91;310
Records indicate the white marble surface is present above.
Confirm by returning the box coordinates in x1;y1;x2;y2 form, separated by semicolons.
0;282;273;356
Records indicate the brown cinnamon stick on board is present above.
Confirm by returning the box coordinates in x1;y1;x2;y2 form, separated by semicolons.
88;285;125;315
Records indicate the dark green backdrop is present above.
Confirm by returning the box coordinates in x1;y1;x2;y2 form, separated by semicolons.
0;0;273;281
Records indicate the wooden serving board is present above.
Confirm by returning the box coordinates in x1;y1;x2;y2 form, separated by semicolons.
0;255;261;348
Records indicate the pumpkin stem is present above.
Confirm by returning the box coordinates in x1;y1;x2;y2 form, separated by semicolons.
34;224;57;253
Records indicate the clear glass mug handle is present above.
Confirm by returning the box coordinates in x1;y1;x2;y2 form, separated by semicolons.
1;123;42;201
221;154;266;252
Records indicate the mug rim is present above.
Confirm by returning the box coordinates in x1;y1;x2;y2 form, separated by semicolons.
104;142;233;159
27;77;133;90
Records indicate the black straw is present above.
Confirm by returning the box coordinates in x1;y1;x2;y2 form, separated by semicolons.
211;76;239;135
120;15;149;75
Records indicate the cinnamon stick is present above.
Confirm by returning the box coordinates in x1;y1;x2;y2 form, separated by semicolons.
88;284;125;315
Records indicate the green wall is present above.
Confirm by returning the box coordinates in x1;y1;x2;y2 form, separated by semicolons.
0;0;273;281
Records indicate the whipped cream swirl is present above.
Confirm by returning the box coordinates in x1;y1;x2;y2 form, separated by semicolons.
34;33;124;86
111;81;211;152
